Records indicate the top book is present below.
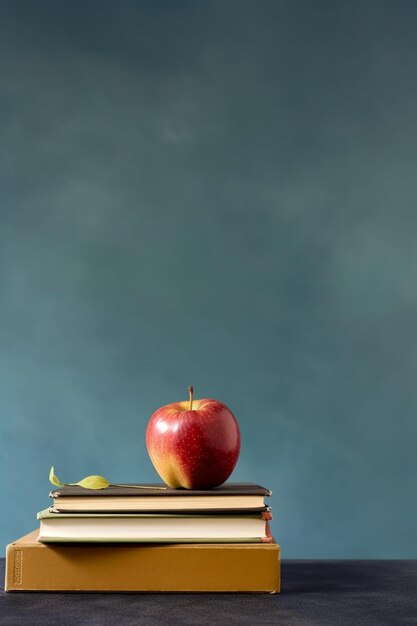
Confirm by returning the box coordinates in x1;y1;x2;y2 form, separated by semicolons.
49;483;272;513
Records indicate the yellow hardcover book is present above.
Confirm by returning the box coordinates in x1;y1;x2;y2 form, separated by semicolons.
5;530;280;593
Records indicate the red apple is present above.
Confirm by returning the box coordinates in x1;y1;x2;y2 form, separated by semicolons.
146;387;241;489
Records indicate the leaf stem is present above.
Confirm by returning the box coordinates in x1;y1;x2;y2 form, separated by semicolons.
111;484;167;490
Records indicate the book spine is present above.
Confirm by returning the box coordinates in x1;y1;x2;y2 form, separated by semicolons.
260;521;274;543
5;544;23;591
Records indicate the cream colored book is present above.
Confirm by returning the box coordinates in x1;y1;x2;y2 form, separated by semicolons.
36;509;273;543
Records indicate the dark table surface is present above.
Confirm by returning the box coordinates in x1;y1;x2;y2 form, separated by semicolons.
1;559;416;625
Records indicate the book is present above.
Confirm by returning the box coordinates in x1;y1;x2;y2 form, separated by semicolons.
5;530;280;592
49;482;272;513
37;509;273;543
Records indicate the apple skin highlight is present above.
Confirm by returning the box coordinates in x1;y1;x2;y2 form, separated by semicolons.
146;397;241;489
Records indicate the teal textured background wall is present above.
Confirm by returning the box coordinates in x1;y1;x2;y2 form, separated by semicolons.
1;0;417;557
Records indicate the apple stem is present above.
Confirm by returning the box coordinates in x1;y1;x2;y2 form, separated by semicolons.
188;386;194;411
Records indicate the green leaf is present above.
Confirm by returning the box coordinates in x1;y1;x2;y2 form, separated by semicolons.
49;467;110;490
49;466;63;487
70;475;110;490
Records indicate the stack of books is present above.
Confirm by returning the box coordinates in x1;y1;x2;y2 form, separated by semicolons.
5;482;280;592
